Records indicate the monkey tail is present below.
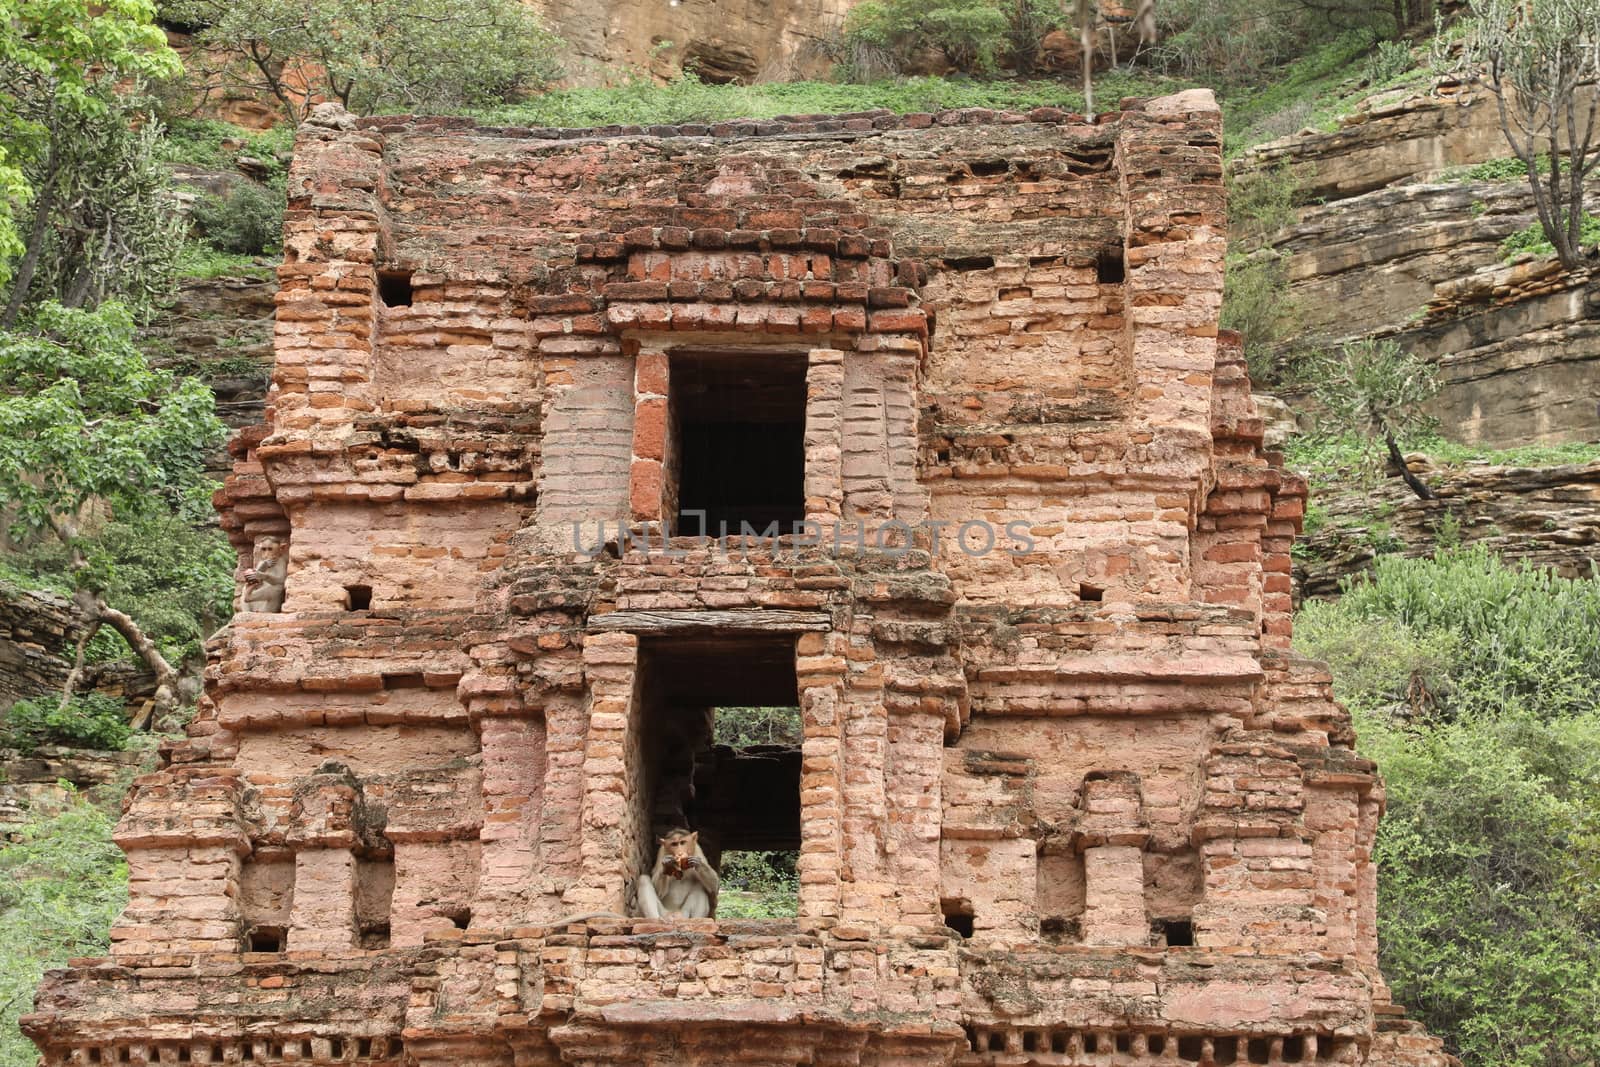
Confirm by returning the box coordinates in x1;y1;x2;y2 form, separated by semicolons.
541;911;630;928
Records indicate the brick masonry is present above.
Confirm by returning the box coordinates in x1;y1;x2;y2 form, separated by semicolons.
24;93;1454;1067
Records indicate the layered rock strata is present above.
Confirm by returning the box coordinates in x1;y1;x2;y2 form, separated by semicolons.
1241;88;1600;446
1295;458;1600;598
27;92;1452;1067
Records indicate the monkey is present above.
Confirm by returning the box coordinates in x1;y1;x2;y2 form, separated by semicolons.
241;536;288;613
636;828;719;920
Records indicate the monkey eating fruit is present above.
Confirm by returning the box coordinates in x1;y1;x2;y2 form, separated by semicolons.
636;828;719;919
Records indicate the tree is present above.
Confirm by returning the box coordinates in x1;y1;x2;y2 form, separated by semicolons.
0;302;228;723
168;0;565;123
0;0;181;315
3;109;185;321
1305;338;1440;500
844;0;1013;75
1441;0;1600;270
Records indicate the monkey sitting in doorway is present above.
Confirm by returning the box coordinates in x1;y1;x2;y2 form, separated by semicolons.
636;828;719;919
242;536;287;613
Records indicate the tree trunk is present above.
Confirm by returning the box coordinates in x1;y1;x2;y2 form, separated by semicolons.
1078;0;1095;121
57;615;101;711
1;132;61;327
1384;427;1434;501
94;596;181;726
49;514;182;727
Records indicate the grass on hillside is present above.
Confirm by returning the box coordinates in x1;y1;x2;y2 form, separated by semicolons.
1285;431;1600;481
174;243;275;282
158;120;294;181
472;71;1200;128
1219;30;1431;155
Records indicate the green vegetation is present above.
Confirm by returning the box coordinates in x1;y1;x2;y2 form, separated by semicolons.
843;0;1041;77
157;120;294;180
190;183;283;257
0;302;228;719
174;244;275;281
1221;253;1294;383
1227;165;1299;242
1297;550;1600;1066
0;0;181;293
1442;154;1551;183
1500;213;1600;261
713;706;802;748
478;72;1196;128
1301;338;1440;499
0;801;128;1067
716;851;801;919
1287;431;1600;479
1;694;130;753
165;0;562;122
1218;31;1419;153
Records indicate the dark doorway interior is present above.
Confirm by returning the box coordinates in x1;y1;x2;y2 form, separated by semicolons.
671;351;807;537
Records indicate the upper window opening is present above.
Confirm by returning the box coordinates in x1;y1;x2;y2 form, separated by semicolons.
670;351;806;538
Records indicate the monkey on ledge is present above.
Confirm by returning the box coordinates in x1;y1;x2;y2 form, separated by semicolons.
542;828;722;927
637;828;720;919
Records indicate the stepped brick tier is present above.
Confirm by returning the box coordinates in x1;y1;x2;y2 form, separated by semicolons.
27;92;1454;1067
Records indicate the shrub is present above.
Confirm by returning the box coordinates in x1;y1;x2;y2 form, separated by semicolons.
1500;213;1600;261
716;850;800;918
1362;39;1413;84
168;0;564;121
0;693;130;754
1357;708;1600;1067
1297;551;1600;1065
844;0;1012;75
1303;547;1600;723
0;800;127;1067
190;183;284;256
1221;252;1293;382
714;706;802;748
1227;164;1299;241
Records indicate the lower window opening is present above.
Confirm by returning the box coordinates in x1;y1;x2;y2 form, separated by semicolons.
634;635;802;919
358;921;391;949
1096;247;1125;284
345;584;373;611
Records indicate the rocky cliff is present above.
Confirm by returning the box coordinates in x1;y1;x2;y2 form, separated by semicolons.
1241;87;1600;447
514;0;851;84
1293;458;1600;598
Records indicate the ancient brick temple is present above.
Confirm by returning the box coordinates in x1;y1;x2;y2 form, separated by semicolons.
28;91;1454;1067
